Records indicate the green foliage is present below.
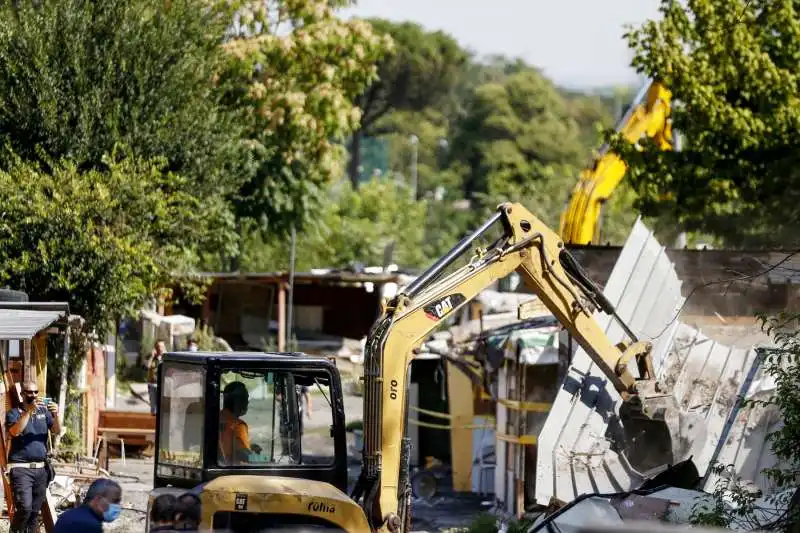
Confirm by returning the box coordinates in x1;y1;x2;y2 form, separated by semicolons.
138;325;156;369
421;199;477;263
221;1;392;234
191;324;230;352
240;178;428;271
0;0;243;200
347;18;468;186
616;0;800;246
356;19;468;132
378;108;455;198
562;90;617;152
455;514;535;533
58;326;91;453
0;0;392;276
448;69;590;228
464;514;498;533
345;420;363;432
506;518;537;533
691;312;800;530
0;150;218;335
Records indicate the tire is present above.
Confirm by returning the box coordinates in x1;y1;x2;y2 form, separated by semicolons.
0;288;28;302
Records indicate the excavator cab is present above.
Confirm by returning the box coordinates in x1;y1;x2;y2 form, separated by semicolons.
148;351;351;530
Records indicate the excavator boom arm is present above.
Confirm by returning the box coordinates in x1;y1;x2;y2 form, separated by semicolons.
559;80;673;245
356;202;660;532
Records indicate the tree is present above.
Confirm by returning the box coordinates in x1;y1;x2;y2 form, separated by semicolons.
563;90;616;154
615;0;800;246
377;108;459;199
239;178;428;272
347;19;468;187
221;1;392;237
0;151;215;333
0;0;243;201
447;69;587;228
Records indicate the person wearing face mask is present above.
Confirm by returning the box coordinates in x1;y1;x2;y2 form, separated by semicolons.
5;381;60;533
53;478;122;533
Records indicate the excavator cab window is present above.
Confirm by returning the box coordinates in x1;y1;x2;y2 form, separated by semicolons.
216;368;337;468
156;362;205;481
153;352;348;494
218;369;301;466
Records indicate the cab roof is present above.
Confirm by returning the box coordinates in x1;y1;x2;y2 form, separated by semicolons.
162;351;334;366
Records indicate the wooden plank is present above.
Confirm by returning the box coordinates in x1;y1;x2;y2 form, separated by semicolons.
33;334;47;400
22;340;32;385
0;348;22;523
98;410;156;431
41;490;56;532
98;428;156;435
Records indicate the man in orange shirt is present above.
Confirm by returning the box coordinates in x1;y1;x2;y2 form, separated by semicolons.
218;381;262;464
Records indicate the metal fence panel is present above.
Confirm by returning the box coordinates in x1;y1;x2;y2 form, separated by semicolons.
535;219;768;506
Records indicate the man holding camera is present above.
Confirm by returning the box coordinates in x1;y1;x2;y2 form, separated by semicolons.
5;380;60;533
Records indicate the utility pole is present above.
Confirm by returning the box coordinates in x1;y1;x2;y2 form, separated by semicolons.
286;225;296;351
409;134;419;200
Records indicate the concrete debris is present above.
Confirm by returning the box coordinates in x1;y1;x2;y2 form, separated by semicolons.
528;486;797;532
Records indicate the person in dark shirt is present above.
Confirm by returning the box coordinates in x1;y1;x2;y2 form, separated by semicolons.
173;492;201;530
5;381;60;533
53;478;122;533
150;493;177;531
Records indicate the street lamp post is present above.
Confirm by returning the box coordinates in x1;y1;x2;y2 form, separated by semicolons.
409;134;419;200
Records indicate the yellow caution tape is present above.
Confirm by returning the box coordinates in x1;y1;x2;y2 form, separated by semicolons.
495;433;538;445
409;406;455;420
408;405;495;423
407;419;495;431
497;399;552;412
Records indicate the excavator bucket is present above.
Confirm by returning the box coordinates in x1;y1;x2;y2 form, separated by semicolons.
535;219;765;506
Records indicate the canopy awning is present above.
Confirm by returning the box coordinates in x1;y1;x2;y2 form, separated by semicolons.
0;309;67;340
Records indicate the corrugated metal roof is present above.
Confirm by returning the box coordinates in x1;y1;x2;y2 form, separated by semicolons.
535;219;770;506
701;349;784;493
0;309;66;339
188;271;410;284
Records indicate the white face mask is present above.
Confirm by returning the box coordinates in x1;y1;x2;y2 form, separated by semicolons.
188;344;198;352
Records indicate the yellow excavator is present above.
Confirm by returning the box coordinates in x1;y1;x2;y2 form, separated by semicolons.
559;80;673;245
149;202;680;532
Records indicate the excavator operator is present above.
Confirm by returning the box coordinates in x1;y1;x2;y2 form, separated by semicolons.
218;381;263;465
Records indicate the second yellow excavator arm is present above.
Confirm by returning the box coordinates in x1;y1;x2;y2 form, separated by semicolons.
559;81;673;245
353;202;676;532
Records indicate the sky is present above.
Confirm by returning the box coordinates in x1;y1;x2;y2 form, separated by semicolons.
340;0;663;91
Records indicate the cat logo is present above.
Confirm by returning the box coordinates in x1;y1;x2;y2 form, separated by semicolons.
307;500;335;513
234;493;248;511
423;293;466;321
